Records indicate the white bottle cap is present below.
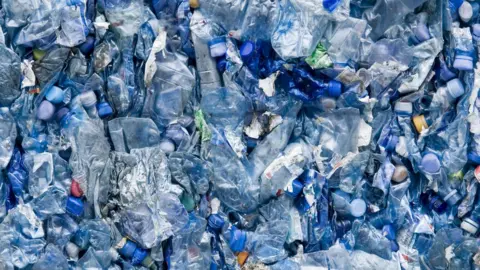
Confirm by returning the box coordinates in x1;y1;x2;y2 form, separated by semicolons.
461;218;479;234
446;78;465;99
66;242;80;259
350;198;367;217
391;165;408;183
459;1;473;23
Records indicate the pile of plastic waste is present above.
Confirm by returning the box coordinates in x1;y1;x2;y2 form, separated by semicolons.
3;0;480;269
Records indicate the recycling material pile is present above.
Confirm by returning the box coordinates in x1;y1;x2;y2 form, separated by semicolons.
3;0;480;269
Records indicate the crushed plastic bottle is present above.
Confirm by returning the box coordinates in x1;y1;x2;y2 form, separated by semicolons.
3;0;480;269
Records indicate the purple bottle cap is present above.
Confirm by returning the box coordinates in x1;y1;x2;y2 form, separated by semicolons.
37;100;56;121
421;153;441;174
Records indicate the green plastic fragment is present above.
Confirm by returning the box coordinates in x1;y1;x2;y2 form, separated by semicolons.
305;43;333;69
195;109;212;142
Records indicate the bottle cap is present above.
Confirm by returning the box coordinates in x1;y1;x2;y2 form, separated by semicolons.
421;153;441;174
461;218;479;234
442;189;462;206
70;180;84;198
229;226;247;252
208;37;227;58
66;196;84;217
37;100;56;121
189;0;199;9
468;152;480;164
131;248;148;265
382;224;396;240
326;80;342;98
459;1;473;22
412;115;429;133
414;24;431;43
350;198;367;217
394;102;413;116
56;107;70;122
118;238;137;258
97;102;113;118
45;86;65;104
240;41;255;61
285;179;304;198
208;214;225;231
66;242;80;259
454;53;473;71
79;35;95;55
391;165;408;183
159;139;175;153
80;91;97;108
446;78;465;99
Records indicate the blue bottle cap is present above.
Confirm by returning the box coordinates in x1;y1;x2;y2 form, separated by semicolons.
79;35;95;55
382;224;396;240
66;196;84;217
56;107;70;122
453;52;473;71
131;248;148;265
414;24;431;43
240;41;255;60
327;80;342;98
45;86;65;104
229;226;247;252
37;100;56;121
97;102;113;118
118;239;137;259
421;153;441;174
446;78;465;99
285;179;304;198
469;152;480;164
216;57;227;73
208;214;225;231
350;198;367;217
390;240;399;252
